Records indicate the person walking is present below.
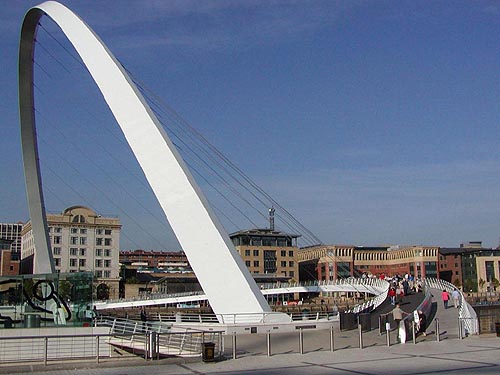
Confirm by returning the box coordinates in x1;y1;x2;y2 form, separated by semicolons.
140;307;148;332
388;287;396;305
417;310;427;336
392;303;408;342
441;290;450;309
451;288;461;308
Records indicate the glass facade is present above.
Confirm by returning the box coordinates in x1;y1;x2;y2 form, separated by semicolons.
0;272;93;329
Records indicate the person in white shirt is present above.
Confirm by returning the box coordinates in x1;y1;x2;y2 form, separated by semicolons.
451;288;461;308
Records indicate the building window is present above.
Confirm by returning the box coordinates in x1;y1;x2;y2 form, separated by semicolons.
288;250;294;257
486;261;495;281
95;259;102;267
53;236;62;244
95;249;102;257
79;237;87;245
54;227;62;233
253;260;259;267
245;250;250;256
80;228;87;234
53;247;61;255
104;238;112;246
96;238;103;246
70;237;78;245
72;215;86;223
289;271;295;277
245;261;251;267
281;250;286;257
281;261;287;267
79;248;86;256
263;250;277;274
71;228;78;234
103;270;111;278
70;258;77;267
79;259;86;267
95;270;102;278
104;260;111;268
96;229;103;235
105;229;112;235
70;248;78;256
289;261;294;267
253;250;259;256
104;249;111;257
54;258;61;267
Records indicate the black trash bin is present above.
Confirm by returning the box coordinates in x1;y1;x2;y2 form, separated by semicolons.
495;322;500;337
358;313;371;332
202;342;215;362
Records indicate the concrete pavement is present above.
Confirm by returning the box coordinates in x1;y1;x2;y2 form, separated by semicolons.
2;290;496;375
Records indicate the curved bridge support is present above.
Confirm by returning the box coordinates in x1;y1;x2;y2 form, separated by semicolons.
19;1;272;320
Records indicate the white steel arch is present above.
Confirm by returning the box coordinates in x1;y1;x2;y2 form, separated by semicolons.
19;1;274;321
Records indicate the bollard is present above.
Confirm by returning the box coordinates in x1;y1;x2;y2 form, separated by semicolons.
232;332;237;360
267;331;271;357
436;319;440;342
44;336;48;366
96;335;100;363
412;321;416;344
299;328;304;354
458;318;463;340
358;323;364;348
386;327;391;347
330;325;335;352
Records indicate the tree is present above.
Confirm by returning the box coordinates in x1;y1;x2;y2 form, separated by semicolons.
453;278;462;289
492;277;500;291
464;279;476;293
479;278;486;292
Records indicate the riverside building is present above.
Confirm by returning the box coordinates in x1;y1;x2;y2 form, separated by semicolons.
21;205;121;299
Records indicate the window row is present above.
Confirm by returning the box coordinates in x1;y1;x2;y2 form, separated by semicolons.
95;270;111;278
50;227;113;235
53;248;112;257
55;258;112;268
243;249;294;257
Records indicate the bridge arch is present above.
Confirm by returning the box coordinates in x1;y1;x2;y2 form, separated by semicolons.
19;1;271;320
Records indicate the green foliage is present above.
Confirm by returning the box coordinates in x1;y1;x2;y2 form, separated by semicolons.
125;277;140;284
479;278;486;291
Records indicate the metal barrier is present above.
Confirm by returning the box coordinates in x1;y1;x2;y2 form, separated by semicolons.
95;316;224;360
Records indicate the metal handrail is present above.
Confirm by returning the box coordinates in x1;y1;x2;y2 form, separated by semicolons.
424;278;479;335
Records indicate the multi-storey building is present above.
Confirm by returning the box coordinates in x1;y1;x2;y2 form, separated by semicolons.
120;249;190;271
21;205;121;299
0;222;23;256
0;238;19;276
230;228;300;282
440;242;500;292
298;244;440;281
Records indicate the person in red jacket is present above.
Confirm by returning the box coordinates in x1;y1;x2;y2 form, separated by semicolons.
441;290;450;309
388;287;396;305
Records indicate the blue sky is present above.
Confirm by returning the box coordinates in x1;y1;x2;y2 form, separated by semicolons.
2;1;500;249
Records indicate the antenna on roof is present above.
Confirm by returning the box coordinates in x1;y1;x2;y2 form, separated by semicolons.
269;207;275;231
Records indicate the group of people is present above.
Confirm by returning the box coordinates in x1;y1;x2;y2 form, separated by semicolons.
441;288;461;309
391;303;427;340
387;273;422;305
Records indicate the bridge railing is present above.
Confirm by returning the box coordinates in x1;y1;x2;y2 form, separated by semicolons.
95;316;223;358
424;278;479;335
96;278;389;311
347;279;390;314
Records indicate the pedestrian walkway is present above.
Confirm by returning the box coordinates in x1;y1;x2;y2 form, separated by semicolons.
3;333;500;375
